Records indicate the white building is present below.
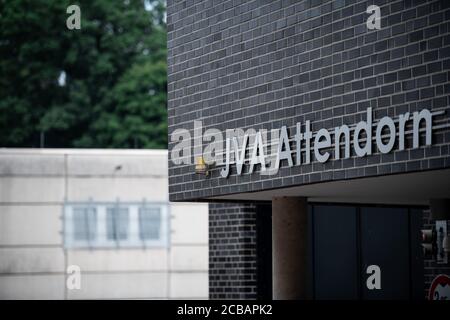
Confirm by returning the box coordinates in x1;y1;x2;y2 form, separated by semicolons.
0;149;208;299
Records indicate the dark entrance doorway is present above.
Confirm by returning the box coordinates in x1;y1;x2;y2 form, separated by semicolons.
310;204;424;300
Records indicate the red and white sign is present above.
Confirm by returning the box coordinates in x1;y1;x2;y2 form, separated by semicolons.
428;274;450;300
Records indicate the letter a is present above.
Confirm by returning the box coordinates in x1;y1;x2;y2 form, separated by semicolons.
66;5;81;30
366;5;381;30
366;265;381;290
66;265;81;290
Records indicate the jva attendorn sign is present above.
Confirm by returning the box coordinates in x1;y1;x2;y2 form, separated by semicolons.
220;107;433;178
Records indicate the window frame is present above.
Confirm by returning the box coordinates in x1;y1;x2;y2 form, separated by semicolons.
64;202;169;249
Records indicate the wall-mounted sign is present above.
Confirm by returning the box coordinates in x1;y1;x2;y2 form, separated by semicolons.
170;108;446;178
428;274;450;300
220;107;437;178
436;221;449;264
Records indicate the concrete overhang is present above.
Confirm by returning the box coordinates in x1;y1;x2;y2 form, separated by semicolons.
210;168;450;206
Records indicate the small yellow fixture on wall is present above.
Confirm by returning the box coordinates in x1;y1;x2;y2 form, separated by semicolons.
195;156;210;176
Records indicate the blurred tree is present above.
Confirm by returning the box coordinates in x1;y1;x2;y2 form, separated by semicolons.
0;0;167;148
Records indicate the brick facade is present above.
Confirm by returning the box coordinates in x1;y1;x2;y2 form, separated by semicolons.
168;0;450;301
167;0;450;202
209;203;258;299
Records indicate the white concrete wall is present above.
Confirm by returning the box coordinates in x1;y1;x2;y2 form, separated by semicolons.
0;149;208;299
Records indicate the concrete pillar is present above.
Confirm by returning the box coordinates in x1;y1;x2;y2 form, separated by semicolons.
272;197;308;300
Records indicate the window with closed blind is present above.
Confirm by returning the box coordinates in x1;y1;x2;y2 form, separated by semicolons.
139;207;161;240
106;207;129;241
72;207;97;242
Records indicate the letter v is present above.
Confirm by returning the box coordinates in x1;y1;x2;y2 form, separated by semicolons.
233;134;249;175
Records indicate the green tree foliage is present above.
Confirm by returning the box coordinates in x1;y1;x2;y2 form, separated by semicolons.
0;0;167;148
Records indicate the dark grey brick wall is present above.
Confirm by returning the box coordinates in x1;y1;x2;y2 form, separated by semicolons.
209;203;258;299
167;0;450;202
